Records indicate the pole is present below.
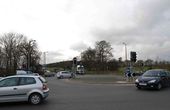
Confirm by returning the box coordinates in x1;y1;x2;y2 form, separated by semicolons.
43;52;47;71
123;42;127;61
44;52;46;66
27;40;36;73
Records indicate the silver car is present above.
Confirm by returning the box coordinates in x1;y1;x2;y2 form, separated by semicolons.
56;71;73;79
0;75;49;105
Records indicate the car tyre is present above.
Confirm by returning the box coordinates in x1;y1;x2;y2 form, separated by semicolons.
137;86;141;90
156;83;162;90
60;76;64;79
29;93;42;105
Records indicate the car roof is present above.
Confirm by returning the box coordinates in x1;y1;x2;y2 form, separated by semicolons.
148;69;167;71
1;74;40;79
59;71;70;72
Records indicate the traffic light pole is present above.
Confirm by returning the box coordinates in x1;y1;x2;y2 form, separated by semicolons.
72;57;77;78
127;51;137;82
123;42;127;61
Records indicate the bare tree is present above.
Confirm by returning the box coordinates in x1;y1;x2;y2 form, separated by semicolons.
81;47;96;62
0;33;25;73
95;40;113;63
81;47;96;71
0;32;41;75
19;39;40;71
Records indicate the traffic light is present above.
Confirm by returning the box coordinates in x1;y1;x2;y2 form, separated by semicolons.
130;51;137;62
73;57;77;65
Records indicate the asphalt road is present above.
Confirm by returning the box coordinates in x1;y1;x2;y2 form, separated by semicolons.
0;77;170;110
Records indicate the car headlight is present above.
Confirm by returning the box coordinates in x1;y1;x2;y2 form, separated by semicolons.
135;79;139;83
148;79;156;83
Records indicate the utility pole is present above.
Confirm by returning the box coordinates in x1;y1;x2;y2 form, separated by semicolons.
43;52;48;71
27;40;36;72
44;52;46;66
123;42;127;61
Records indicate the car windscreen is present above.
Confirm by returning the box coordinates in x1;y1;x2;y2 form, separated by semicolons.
143;70;162;77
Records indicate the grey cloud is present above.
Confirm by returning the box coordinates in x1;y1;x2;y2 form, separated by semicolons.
45;51;64;63
90;0;170;60
134;0;170;29
70;42;88;52
47;51;63;57
92;0;170;38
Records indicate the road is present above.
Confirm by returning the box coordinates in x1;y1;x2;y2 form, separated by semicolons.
0;77;170;110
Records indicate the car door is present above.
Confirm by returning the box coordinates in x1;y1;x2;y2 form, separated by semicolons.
65;71;71;78
166;71;170;86
62;71;68;78
160;71;169;87
16;77;37;100
0;77;20;102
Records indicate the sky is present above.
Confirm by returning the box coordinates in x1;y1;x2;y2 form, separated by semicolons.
0;0;170;63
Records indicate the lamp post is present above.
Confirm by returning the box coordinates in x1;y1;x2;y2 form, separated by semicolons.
28;40;36;72
43;51;48;71
123;42;127;61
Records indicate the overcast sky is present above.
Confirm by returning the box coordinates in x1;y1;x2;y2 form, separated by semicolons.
0;0;170;63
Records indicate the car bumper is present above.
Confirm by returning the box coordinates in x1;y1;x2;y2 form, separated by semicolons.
135;82;159;89
43;91;49;99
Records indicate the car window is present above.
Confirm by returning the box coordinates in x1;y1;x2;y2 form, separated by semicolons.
160;72;167;77
19;77;36;85
166;71;170;77
64;72;70;74
143;70;160;77
0;77;19;87
39;76;47;83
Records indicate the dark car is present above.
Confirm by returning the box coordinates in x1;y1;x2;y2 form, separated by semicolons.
135;69;170;90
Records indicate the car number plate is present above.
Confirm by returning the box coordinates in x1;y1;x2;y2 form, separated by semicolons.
139;83;147;86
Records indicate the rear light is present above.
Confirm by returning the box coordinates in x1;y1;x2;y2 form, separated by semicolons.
42;83;48;90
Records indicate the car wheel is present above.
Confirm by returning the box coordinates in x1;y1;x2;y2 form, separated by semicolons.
157;83;162;90
137;86;141;90
60;76;64;79
29;93;42;105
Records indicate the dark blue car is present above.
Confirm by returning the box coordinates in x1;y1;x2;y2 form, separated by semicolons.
135;69;170;90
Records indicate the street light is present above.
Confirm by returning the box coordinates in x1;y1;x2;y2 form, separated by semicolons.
28;40;36;71
122;42;127;61
43;51;48;71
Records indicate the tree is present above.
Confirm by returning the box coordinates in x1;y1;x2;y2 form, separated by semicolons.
19;39;40;71
81;47;96;71
80;40;115;71
0;32;41;75
0;33;25;73
107;59;119;71
136;60;144;66
81;47;96;62
145;59;154;69
95;40;113;63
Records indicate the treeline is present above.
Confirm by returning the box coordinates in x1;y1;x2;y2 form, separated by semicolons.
81;41;170;72
48;40;119;72
48;40;170;73
0;32;41;76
